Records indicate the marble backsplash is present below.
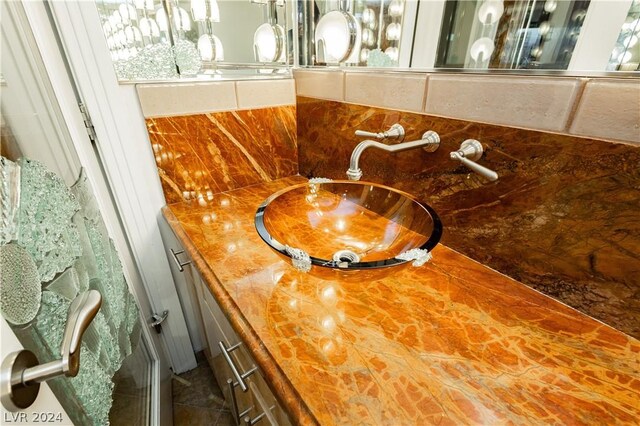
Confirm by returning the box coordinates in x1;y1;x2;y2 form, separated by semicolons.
296;96;640;339
145;105;297;205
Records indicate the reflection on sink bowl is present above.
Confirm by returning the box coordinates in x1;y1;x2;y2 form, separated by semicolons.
255;180;442;279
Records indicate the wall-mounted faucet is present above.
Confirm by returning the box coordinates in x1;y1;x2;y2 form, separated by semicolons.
450;139;498;181
354;124;405;142
346;129;440;181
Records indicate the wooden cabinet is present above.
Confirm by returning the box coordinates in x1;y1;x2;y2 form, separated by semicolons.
160;219;292;426
193;271;292;426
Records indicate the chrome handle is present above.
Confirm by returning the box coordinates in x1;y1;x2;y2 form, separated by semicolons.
450;139;499;182
355;124;405;142
170;248;191;272
245;381;278;426
228;378;253;425
1;290;102;411
218;341;257;392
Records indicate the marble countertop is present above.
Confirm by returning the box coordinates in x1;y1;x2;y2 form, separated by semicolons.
163;176;640;425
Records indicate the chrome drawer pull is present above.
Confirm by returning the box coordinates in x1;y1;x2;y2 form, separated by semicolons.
227;379;254;425
218;341;256;392
243;406;275;425
170;248;191;272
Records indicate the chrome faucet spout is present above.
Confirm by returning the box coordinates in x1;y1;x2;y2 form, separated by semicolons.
346;131;440;181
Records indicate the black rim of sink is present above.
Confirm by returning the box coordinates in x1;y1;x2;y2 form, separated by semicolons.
254;181;443;271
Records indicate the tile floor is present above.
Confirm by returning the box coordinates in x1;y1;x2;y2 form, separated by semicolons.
172;354;233;426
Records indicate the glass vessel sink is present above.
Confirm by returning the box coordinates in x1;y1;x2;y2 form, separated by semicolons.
255;180;442;279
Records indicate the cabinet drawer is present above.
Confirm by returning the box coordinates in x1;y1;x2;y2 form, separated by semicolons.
199;280;291;425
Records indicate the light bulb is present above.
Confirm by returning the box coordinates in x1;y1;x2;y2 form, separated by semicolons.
539;21;550;37
361;8;375;25
139;17;151;36
624;35;638;49
132;26;142;42
477;1;504;25
385;46;399;61
544;0;557;13
531;46;543;59
209;0;220;22
469;37;495;62
103;21;113;36
254;23;284;62
362;28;375;47
110;11;123;28
191;0;206;21
124;26;135;43
315;11;359;63
174;7;191;31
119;4;130;24
618;51;633;64
198;34;224;61
360;47;370;63
156;8;168;32
389;0;404;17
385;23;401;41
150;19;160;37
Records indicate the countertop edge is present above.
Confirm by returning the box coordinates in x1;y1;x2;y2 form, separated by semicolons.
162;206;320;426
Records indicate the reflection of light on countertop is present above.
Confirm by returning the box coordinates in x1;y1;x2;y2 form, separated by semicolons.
220;198;230;207
320;338;335;354
321;315;336;332
335;219;346;232
321;285;337;305
227;243;237;252
271;270;285;284
224;222;233;231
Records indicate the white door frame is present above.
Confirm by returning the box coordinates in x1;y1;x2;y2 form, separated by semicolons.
3;0;177;422
45;0;197;375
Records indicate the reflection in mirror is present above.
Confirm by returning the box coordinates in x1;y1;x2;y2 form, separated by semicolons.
313;0;407;66
95;0;292;81
301;0;640;73
607;0;640;70
436;0;590;70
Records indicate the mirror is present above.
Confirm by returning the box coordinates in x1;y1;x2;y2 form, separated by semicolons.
301;0;640;73
95;0;293;81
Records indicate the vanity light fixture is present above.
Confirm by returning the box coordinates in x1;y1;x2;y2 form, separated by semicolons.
252;0;286;62
197;33;224;61
389;0;404;17
191;0;224;62
134;0;155;11
477;0;504;25
191;0;220;22
470;37;495;64
314;1;361;64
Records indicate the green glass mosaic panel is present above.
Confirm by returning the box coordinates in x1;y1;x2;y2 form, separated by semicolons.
16;158;81;282
0;243;41;325
3;160;142;425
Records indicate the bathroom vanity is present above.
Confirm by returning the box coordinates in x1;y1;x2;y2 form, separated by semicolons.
161;176;640;425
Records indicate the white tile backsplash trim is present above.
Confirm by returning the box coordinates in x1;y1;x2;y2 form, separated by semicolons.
293;69;345;101
569;79;640;144
137;79;295;118
236;79;296;110
345;73;427;113
137;82;237;118
424;75;582;133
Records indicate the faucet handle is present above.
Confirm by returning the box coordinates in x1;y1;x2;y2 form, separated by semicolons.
450;139;499;182
355;124;405;142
